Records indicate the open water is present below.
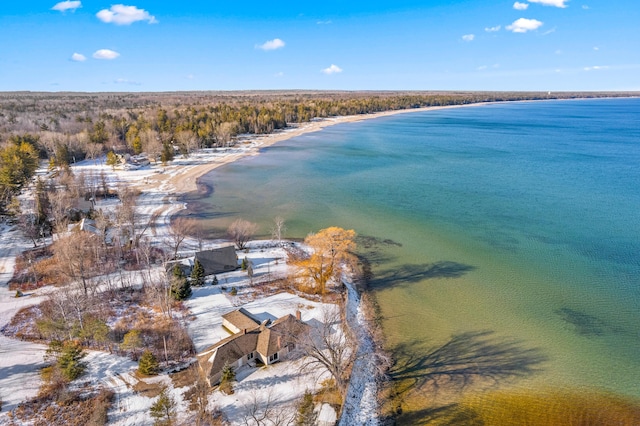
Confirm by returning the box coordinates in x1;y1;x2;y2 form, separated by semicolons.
187;98;640;409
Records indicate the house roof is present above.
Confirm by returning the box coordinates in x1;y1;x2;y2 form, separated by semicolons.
221;308;260;332
198;330;260;380
198;309;309;382
194;246;238;276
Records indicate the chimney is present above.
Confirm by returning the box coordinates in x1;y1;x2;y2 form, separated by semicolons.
295;310;301;321
243;328;246;335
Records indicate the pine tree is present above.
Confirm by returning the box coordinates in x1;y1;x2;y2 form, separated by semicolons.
219;361;236;395
106;151;118;170
211;275;219;285
138;350;159;376
150;387;176;426
121;329;143;359
190;259;205;287
241;257;248;271
295;390;317;426
170;264;191;300
57;341;87;381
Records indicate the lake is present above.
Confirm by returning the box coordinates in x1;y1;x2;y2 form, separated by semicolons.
185;98;640;420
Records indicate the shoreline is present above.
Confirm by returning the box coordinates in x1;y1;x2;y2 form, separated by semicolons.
154;95;637;196
156;102;491;195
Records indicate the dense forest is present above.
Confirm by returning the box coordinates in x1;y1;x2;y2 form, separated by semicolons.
0;90;635;213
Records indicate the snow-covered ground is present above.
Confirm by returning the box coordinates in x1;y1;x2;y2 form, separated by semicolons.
0;224;50;414
339;281;380;425
0;124;382;424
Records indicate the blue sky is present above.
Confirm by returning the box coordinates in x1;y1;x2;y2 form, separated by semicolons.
1;0;638;91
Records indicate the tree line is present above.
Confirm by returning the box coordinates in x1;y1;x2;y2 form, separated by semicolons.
0;90;633;214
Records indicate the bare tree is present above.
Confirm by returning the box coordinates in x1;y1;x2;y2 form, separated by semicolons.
49;188;72;239
175;130;200;156
271;216;286;246
227;218;258;250
215;122;237;148
140;129;162;162
240;388;295;426
52;230;101;295
295;306;357;397
166;217;196;259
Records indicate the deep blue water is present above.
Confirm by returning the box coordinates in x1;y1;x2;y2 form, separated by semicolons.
191;98;640;398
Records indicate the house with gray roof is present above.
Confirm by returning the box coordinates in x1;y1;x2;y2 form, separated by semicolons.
194;246;238;276
197;308;309;386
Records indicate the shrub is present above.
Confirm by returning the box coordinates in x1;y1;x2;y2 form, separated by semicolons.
296;390;317;426
229;287;237;296
138;350;160;376
219;362;235;395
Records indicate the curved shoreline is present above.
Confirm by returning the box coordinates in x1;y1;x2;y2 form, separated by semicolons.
158;96;638;196
160;103;490;194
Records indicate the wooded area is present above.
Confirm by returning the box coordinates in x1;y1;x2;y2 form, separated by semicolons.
0;90;631;215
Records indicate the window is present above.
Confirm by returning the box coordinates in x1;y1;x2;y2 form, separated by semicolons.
247;352;254;360
269;352;279;363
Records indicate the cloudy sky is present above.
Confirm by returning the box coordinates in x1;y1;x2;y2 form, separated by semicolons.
1;0;638;91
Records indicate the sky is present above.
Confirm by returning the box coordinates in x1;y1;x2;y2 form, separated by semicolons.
0;0;638;92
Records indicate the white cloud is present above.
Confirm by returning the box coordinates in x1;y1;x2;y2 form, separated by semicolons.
316;20;332;25
593;46;599;51
555;49;563;54
71;52;86;62
462;34;475;41
582;5;590;9
274;72;284;77
485;25;501;32
97;4;157;25
256;38;285;51
93;49;120;60
52;1;81;12
528;0;568;8
186;74;195;80
583;65;608;71
322;64;343;75
507;18;544;33
477;65;488;71
513;2;529;10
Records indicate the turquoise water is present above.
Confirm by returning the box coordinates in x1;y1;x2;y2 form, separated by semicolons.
188;99;640;401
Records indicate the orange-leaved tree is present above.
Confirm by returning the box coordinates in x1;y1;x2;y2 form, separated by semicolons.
295;227;356;294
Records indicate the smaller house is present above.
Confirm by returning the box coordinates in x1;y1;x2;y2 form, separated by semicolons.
194;246;238;276
197;308;309;386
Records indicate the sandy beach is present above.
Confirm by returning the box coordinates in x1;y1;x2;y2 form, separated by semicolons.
156;104;476;196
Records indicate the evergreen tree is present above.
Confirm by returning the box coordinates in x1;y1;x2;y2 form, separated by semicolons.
295;390;317;426
211;275;219;285
170;264;191;300
138;350;160;376
241;257;248;271
219;361;236;395
48;340;86;382
106;151;118;170
160;142;174;165
190;259;205;287
150;387;176;426
121;329;143;358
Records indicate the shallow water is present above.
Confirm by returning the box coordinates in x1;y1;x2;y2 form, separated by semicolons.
186;99;640;408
